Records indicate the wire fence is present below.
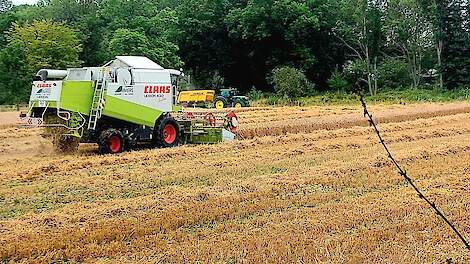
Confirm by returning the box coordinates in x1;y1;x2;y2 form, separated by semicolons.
359;94;469;252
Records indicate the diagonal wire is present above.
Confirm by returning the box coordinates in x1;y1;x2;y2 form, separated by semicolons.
359;94;469;251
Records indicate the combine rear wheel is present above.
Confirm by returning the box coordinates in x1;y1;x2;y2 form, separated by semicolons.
99;129;124;154
154;116;179;148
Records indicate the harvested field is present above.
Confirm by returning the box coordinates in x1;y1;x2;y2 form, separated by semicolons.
0;111;22;129
0;102;469;263
236;102;470;138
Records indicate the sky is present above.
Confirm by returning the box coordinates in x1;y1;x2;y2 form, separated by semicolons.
12;0;37;5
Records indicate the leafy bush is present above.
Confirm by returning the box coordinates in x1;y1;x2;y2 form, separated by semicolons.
270;66;314;98
246;88;264;101
327;70;349;91
378;58;410;89
265;95;284;105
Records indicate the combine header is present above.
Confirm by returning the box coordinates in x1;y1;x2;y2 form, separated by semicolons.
26;56;239;154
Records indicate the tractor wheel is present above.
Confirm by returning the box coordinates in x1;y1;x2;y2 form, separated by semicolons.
154;116;179;148
214;96;227;109
53;135;80;153
99;129;124;154
234;101;242;108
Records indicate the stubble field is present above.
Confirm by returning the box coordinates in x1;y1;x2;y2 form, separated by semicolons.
0;102;469;263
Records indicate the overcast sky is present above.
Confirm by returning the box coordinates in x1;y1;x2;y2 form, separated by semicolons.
12;0;37;5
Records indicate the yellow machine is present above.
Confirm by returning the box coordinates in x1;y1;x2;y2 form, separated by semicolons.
177;88;250;109
177;90;215;106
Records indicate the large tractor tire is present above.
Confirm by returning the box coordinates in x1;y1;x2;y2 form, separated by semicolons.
233;101;243;108
214;96;228;109
154;116;180;148
99;129;124;154
53;135;80;153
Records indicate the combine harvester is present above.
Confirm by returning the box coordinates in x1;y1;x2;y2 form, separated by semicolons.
25;56;239;154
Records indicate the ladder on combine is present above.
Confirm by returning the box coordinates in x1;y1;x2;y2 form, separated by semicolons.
87;79;107;130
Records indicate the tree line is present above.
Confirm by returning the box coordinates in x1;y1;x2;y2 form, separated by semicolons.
0;0;469;104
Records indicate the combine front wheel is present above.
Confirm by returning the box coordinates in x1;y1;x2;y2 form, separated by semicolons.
154;117;179;148
99;129;124;154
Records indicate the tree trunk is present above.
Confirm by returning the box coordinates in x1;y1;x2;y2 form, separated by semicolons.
373;56;378;95
365;50;373;96
363;16;374;96
437;40;444;90
412;52;418;89
417;50;422;88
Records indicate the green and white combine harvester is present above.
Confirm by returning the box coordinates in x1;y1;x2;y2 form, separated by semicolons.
25;56;239;154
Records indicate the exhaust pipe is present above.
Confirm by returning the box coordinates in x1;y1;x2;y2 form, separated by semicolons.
36;69;68;81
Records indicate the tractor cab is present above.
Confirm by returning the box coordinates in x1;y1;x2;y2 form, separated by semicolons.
219;88;238;98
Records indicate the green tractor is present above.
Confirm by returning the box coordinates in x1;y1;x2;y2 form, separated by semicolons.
25;56;240;154
213;88;250;109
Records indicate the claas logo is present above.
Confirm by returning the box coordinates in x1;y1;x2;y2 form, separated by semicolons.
36;83;54;88
144;85;171;94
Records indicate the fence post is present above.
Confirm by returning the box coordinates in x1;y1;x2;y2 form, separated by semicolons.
16;104;20;111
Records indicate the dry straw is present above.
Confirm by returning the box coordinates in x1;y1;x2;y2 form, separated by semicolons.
360;94;470;252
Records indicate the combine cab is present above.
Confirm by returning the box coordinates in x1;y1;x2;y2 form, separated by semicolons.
26;56;239;154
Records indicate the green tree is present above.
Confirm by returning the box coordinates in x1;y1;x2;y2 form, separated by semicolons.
335;0;386;95
441;0;469;89
385;0;433;89
8;20;82;70
226;0;319;90
0;39;32;104
40;0;102;65
11;4;50;23
97;1;181;67
107;29;153;59
175;0;241;87
0;0;12;13
417;0;446;89
419;0;470;89
0;7;16;46
42;0;99;25
98;0;155;32
0;21;82;103
106;27;181;68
